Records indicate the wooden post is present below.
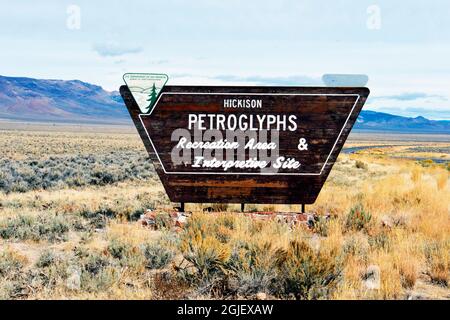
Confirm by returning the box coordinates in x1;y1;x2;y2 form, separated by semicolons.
241;203;245;212
301;204;305;214
180;202;185;213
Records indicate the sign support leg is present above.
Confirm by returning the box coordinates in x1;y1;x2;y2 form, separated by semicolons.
241;203;245;212
301;204;305;214
180;202;185;213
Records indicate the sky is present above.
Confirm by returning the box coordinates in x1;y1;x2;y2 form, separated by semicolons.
1;0;450;119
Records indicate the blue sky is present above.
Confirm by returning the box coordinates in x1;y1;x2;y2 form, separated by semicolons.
1;0;450;119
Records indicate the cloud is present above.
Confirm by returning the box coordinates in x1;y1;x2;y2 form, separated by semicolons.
366;94;450;120
398;107;450;120
212;74;321;86
374;106;450;120
168;74;323;87
373;92;447;101
93;42;142;57
149;59;169;65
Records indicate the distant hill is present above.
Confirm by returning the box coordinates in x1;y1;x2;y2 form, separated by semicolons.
354;110;450;133
0;75;128;124
0;75;449;132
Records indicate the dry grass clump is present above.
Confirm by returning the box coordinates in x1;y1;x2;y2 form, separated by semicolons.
436;171;448;190
175;213;344;299
141;242;174;269
0;249;29;299
355;160;368;170
424;240;449;287
344;204;373;232
275;240;342;299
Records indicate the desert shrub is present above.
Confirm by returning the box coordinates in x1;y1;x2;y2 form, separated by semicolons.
79;203;145;228
388;213;410;228
0;250;25;279
181;233;230;280
36;250;57;268
368;229;392;250
419;159;434;167
210;203;229;212
274;240;343;300
215;214;236;230
0;250;28;299
343;234;369;260
176;213;300;298
249;220;266;235
69;215;90;232
86;214;107;229
215;225;233;243
83;254;109;275
79;251;119;292
355;160;368;170
224;242;278;296
424;241;449;287
154;191;171;206
344;204;372;232
53;247;119;293
310;216;329;237
28;252;72;292
82;252;111;275
159;230;181;248
80;267;118;292
183;213;211;238
79;205;116;229
0;214;70;242
175;213;348;299
178;227;231;295
134;192;156;210
141;243;174;269
128;207;145;222
106;239;143;269
151;271;190;299
154;212;172;230
396;260;417;290
107;239;132;260
0;152;155;193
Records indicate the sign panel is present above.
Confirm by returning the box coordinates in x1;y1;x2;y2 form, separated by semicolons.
121;84;369;204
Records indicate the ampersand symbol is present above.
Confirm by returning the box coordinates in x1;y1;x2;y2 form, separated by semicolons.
298;138;308;151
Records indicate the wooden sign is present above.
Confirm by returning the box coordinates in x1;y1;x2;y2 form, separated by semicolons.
120;85;369;204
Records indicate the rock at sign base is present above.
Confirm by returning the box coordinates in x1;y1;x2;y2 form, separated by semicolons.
256;292;267;300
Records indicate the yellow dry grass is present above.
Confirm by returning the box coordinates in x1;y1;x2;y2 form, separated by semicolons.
0;127;448;299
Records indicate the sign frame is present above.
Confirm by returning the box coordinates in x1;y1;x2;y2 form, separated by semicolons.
120;85;369;204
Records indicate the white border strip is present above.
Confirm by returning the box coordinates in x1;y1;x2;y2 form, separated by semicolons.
139;92;360;176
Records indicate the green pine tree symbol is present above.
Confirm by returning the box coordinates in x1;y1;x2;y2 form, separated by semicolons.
146;83;158;112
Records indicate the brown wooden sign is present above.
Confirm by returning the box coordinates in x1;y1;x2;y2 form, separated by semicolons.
120;85;369;204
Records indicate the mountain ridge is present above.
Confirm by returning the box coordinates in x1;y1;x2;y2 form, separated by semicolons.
354;110;450;133
0;75;127;123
